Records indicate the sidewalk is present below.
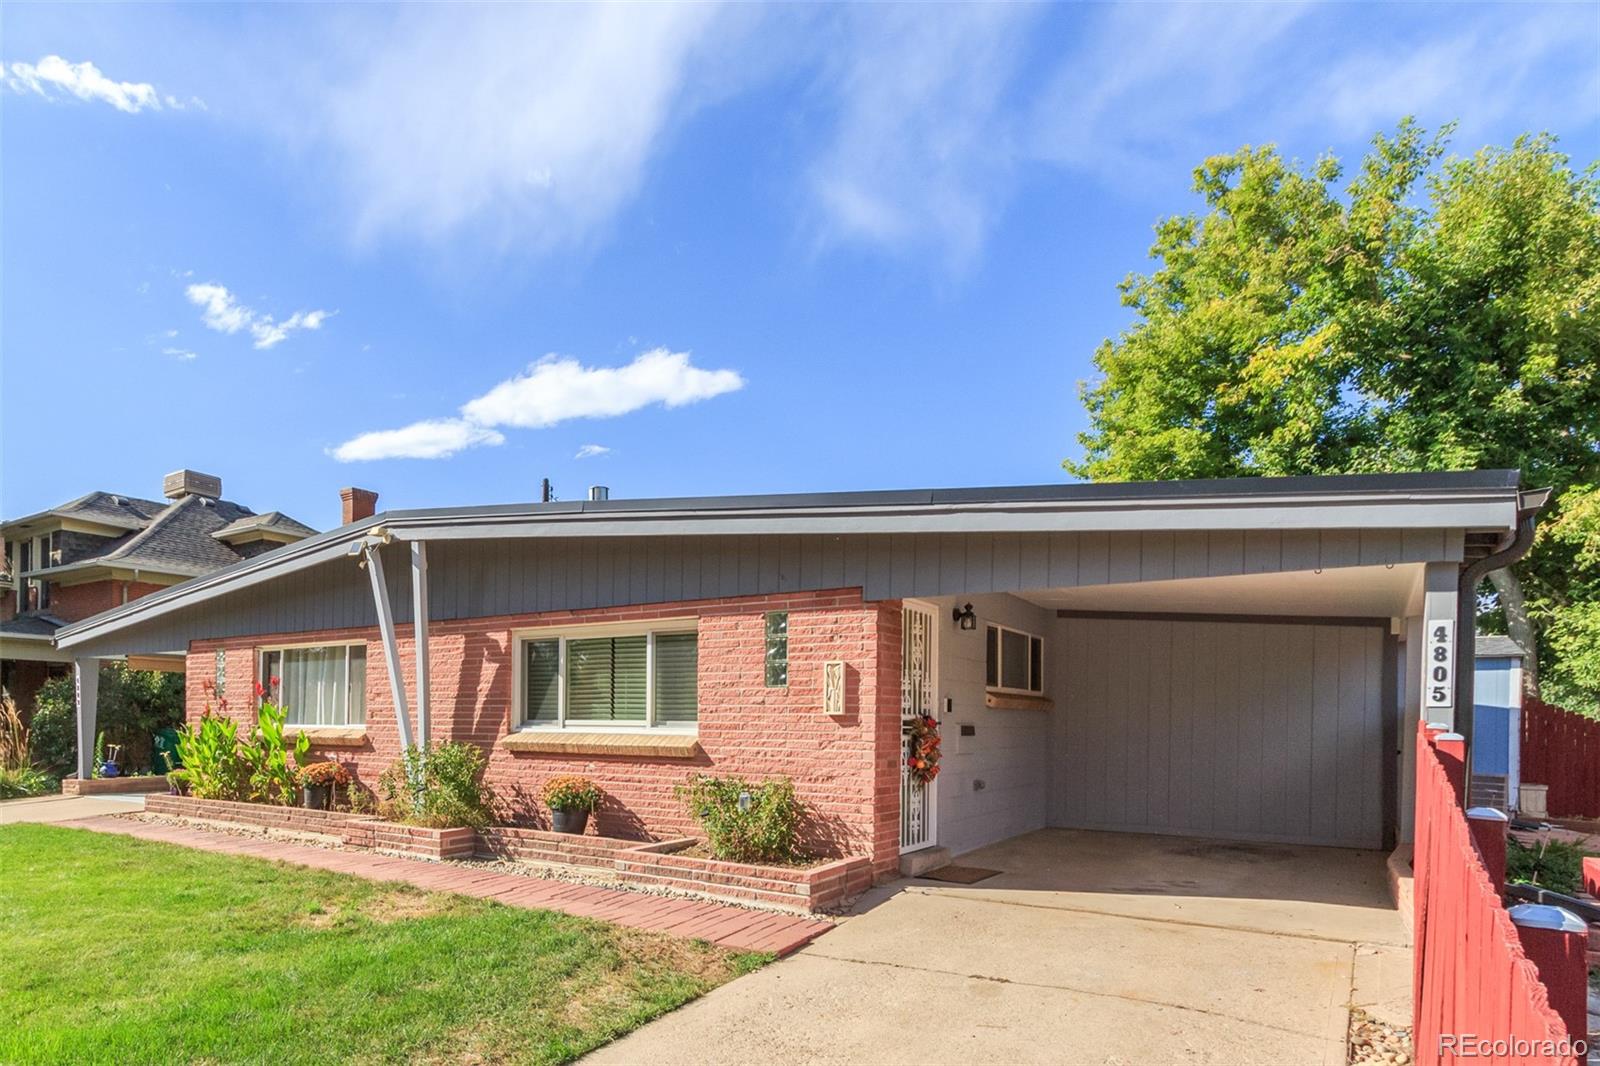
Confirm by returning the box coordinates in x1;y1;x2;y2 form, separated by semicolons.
52;813;832;956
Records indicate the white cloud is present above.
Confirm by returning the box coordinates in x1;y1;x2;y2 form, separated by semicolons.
185;282;334;349
331;419;506;462
302;5;731;253
462;349;744;429
1027;3;1598;188
163;347;198;361
1307;9;1600;139
332;347;744;461
804;6;1036;265
575;444;612;459
4;55;174;113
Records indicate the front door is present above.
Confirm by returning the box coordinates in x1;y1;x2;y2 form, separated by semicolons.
900;602;937;852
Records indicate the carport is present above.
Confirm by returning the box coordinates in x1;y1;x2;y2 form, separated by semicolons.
888;473;1545;870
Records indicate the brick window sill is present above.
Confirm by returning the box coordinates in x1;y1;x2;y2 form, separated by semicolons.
499;731;704;759
285;726;368;748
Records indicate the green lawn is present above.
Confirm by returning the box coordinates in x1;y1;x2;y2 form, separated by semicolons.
0;824;766;1064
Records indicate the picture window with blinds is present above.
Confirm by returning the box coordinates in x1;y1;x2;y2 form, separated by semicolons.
258;643;367;727
520;624;698;731
985;624;1044;696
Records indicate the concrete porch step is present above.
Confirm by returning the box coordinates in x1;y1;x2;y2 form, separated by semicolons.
899;846;952;878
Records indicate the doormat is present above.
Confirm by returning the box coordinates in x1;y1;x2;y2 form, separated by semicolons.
919;864;1002;884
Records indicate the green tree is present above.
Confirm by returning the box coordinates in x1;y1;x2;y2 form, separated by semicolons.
1070;122;1600;708
32;663;186;775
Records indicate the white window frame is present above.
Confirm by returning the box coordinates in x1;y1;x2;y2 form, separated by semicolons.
986;623;1045;696
513;619;699;734
257;639;368;727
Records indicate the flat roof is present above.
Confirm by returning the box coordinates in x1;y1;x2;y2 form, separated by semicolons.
55;469;1532;651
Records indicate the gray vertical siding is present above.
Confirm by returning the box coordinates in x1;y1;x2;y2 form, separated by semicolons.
933;593;1055;856
1051;616;1386;849
75;528;1460;657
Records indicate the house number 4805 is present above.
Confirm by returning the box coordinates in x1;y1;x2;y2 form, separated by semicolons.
1423;621;1454;710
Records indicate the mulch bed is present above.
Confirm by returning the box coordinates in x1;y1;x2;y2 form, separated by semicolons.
671;842;834;869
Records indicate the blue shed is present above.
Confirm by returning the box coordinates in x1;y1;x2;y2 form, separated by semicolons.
1470;635;1527;811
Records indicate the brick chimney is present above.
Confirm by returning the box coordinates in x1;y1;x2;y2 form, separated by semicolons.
340;487;378;525
163;469;223;500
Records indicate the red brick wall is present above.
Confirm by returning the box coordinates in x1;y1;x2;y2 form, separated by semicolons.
49;580;167;623
186;588;904;876
1;658;69;722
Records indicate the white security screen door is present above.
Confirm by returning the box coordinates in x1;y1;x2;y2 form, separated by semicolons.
900;602;937;852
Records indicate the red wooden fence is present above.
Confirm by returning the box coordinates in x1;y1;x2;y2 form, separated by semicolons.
1522;698;1600;819
1413;721;1582;1065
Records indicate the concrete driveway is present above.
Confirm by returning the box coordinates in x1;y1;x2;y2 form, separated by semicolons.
588;829;1412;1065
0;792;147;824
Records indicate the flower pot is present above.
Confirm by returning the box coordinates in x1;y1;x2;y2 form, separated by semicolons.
550;808;590;835
302;783;332;811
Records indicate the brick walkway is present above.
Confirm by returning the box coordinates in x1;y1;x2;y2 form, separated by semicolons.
57;815;833;956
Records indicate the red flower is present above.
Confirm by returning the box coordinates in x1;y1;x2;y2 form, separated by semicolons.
253;680;265;698
269;676;280;688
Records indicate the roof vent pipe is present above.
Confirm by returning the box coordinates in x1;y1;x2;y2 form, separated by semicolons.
588;486;610;502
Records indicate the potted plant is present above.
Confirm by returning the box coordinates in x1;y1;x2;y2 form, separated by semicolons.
298;761;350;811
542;775;602;835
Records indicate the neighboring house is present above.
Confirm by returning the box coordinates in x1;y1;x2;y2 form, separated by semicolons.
52;471;1540;880
1469;634;1528;812
0;470;317;718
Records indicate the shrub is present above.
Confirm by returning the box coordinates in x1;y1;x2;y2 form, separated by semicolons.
542;775;601;813
0;766;54;800
28;701;75;778
239;700;310;805
0;695;30;773
173;712;246;800
1506;835;1588;897
378;742;496;829
676;774;804;864
33;664;185;774
0;696;56;798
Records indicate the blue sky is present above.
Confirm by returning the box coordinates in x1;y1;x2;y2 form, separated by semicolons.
3;3;1597;531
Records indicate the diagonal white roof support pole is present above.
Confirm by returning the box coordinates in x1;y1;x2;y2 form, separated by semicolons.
363;541;414;753
411;540;430;750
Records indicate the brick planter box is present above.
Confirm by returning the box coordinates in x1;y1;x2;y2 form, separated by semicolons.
477;825;638;869
63;775;171;796
614;839;873;913
145;793;380;848
370;823;478;860
141;795;868;908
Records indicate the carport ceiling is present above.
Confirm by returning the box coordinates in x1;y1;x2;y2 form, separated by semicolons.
1019;563;1421;619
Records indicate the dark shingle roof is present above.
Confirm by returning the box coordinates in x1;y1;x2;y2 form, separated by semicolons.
6;492;169;532
6;489;316;581
211;511;318;540
0;613;64;639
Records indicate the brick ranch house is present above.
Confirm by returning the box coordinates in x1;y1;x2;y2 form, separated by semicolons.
0;470;317;719
53;471;1542;880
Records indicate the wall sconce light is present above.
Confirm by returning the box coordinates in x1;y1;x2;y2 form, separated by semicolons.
952;603;978;631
